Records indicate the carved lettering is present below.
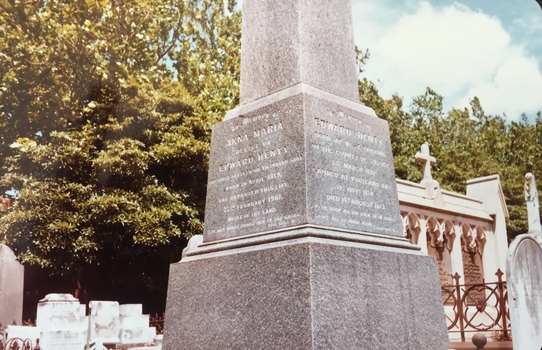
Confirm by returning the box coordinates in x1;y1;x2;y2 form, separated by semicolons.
219;157;255;172
257;147;288;161
356;131;383;145
314;118;352;136
254;122;284;138
227;133;249;146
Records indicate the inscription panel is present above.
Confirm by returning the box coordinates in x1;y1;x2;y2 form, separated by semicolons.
204;96;307;241
305;96;403;236
40;330;86;350
204;93;404;242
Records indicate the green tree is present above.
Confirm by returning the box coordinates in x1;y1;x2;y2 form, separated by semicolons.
359;76;531;241
502;113;542;238
359;78;422;181
0;0;240;310
173;0;241;122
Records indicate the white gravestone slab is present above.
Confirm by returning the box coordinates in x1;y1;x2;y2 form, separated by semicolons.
5;325;41;346
40;329;87;350
35;294;87;350
119;304;155;345
507;173;542;350
120;304;142;316
36;293;87;329
89;301;120;344
0;244;24;326
507;235;542;350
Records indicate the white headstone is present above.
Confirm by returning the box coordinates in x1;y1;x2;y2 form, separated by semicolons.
507;235;542;350
0;244;24;326
35;293;87;350
506;174;542;350
40;329;87;350
5;325;41;346
36;293;86;329
89;301;120;344
119;304;155;345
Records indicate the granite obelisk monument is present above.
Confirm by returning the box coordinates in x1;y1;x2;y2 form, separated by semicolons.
163;0;450;348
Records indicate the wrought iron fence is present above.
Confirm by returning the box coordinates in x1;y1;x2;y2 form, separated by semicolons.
0;338;39;350
441;269;511;342
149;313;165;334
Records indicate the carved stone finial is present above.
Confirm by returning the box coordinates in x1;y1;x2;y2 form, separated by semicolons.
525;172;538;201
524;172;542;234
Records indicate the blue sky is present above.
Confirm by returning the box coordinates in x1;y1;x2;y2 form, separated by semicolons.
352;0;542;120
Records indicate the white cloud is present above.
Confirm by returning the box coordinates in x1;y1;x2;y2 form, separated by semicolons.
352;1;542;119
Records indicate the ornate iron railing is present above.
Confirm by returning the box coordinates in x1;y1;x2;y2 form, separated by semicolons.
0;338;38;350
149;313;165;334
441;269;511;342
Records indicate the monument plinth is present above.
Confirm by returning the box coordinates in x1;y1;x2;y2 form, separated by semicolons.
164;0;450;349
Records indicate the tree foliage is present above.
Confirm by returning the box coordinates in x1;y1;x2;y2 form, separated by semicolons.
1;0;540;313
359;76;538;240
0;0;240;309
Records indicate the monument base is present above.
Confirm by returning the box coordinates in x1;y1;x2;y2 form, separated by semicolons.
163;237;449;350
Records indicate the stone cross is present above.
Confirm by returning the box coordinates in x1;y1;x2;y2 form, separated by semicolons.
415;143;436;185
524;172;542;233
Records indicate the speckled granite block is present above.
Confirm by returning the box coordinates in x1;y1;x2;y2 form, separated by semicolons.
163;240;450;350
240;0;358;103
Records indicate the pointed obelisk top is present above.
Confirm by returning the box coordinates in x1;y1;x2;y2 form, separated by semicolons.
240;0;359;104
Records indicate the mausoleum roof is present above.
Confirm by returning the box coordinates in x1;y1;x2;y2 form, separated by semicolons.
396;179;493;222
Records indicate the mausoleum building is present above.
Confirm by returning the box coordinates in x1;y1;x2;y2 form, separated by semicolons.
398;143;509;286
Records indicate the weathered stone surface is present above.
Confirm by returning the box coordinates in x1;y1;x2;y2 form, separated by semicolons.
240;0;358;103
5;325;41;344
204;89;403;242
39;329;86;350
34;294;87;350
118;303;156;345
164;240;449;350
506;234;542;350
0;244;24;326
119;328;156;345
119;304;143;316
36;293;86;330
89;301;120;344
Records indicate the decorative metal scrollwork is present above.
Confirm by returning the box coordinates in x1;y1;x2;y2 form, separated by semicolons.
3;338;33;350
441;269;511;342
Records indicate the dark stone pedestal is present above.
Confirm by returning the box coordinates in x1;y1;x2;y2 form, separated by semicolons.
163;238;449;350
